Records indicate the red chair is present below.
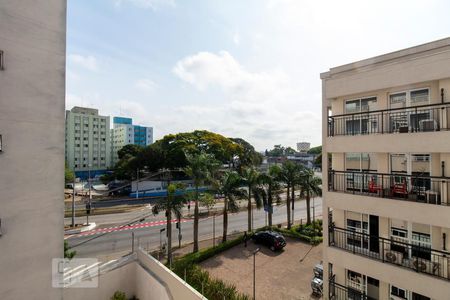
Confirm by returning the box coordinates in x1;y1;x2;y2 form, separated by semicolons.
368;177;382;194
391;179;407;197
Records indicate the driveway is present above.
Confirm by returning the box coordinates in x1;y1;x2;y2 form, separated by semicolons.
200;237;323;300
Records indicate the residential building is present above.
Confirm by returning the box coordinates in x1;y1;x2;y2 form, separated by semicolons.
111;116;153;165
0;1;66;299
65;106;111;179
321;38;450;299
297;142;311;153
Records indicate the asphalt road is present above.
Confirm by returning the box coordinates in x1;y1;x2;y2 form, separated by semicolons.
67;197;322;259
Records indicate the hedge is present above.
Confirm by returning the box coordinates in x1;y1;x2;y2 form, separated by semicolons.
171;235;250;300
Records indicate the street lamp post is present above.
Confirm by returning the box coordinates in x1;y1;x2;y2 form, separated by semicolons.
71;176;76;227
136;168;139;199
213;213;216;247
159;228;166;260
253;248;260;300
87;163;92;225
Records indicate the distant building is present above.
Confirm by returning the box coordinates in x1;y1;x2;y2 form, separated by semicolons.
111;117;153;165
296;142;310;153
65;106;111;179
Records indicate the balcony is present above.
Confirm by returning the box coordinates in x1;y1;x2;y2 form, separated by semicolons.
329;226;450;281
328;170;450;206
328;102;450;137
329;278;372;300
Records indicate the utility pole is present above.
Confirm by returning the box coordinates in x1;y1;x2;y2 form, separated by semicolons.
213;213;216;247
177;212;182;248
253;248;260;300
88;163;92;201
71;176;75;227
159;228;166;260
136;168;139;199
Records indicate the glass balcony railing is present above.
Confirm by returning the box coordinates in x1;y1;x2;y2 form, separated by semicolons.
328;170;450;206
329;226;450;281
328;102;450;136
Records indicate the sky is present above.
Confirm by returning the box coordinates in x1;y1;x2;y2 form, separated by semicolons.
66;0;450;151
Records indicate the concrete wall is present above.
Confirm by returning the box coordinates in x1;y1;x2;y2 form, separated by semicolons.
0;1;66;299
136;250;206;300
63;250;205;300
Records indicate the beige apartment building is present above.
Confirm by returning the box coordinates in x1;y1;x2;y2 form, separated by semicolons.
321;38;450;300
0;1;66;299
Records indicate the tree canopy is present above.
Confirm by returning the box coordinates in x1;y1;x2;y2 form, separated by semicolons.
265;144;297;157
307;145;322;155
107;130;261;181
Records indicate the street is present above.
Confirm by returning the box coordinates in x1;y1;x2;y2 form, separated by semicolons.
67;197;322;260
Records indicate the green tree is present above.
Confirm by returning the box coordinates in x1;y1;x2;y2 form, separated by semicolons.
184;152;220;253
279;161;300;229
258;165;282;226
307;145;322;155
117;144;143;160
151;179;186;265
65;163;75;184
64;240;76;259
216;171;245;242
298;169;322;224
241;167;262;232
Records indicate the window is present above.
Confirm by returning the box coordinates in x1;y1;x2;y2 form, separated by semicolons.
391;285;407;299
0;50;4;70
410;89;429;103
390;92;406;104
345;97;377;113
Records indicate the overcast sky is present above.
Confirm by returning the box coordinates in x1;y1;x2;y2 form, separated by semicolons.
66;0;450;151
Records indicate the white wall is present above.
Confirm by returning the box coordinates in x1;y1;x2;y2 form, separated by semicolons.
0;1;66;299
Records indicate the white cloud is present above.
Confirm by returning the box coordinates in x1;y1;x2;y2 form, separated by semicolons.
114;0;175;10
232;32;240;46
172;51;319;150
68;54;99;71
135;78;157;92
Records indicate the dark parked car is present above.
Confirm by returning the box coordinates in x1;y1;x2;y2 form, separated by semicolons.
251;231;286;251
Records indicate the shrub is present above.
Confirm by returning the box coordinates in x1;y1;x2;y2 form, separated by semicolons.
255;225;323;245
172;235;250;300
111;291;126;300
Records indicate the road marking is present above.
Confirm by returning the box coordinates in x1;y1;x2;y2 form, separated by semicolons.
67;219;189;239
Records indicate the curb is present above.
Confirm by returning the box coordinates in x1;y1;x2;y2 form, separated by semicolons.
65;222;97;235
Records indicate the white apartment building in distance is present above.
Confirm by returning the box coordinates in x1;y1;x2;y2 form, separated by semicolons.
65;107;111;179
111;117;153;165
322;38;450;299
0;1;66;299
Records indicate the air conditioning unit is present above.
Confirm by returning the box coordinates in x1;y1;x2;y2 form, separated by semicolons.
419;119;437;132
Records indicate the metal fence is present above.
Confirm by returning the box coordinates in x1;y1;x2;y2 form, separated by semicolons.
329;278;369;300
328;170;450;206
329;226;450;281
328;103;450;137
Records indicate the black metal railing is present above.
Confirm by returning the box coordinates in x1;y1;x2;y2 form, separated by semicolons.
329;226;450;281
329;279;369;300
328;102;450;136
328;170;450;206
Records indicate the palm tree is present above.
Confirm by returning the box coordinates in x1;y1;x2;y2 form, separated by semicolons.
279;161;300;229
217;171;245;242
258;165;282;227
152;180;186;266
299;169;322;224
241;167;262;232
184;153;219;253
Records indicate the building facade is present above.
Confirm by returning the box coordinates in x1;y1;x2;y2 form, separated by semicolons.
65;107;111;179
111;117;153;165
322;38;450;299
297;142;311;153
0;1;66;299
